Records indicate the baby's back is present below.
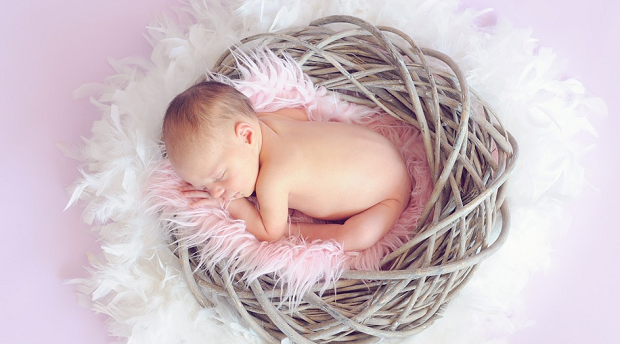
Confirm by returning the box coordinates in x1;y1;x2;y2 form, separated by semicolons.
259;115;411;221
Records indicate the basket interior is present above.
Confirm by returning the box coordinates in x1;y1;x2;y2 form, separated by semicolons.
176;15;518;344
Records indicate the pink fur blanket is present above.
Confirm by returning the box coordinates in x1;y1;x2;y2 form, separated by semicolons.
148;50;433;299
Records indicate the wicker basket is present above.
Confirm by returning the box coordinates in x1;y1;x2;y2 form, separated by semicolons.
175;15;518;343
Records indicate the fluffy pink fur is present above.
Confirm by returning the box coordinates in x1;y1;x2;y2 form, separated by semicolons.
147;50;433;301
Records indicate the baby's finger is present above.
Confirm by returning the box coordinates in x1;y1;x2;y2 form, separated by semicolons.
189;198;221;209
179;184;199;192
182;189;212;199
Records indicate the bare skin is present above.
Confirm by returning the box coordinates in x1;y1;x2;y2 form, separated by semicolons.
168;108;411;251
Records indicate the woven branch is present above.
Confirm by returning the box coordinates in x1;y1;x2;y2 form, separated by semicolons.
175;15;518;343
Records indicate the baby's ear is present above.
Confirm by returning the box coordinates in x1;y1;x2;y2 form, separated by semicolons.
235;122;255;144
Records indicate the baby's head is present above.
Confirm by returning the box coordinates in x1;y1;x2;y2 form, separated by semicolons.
163;81;256;151
163;81;261;200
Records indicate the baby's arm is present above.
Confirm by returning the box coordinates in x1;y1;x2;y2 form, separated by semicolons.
180;182;290;242
226;172;290;242
297;197;407;251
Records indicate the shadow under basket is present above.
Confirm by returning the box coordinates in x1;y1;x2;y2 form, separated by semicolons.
173;15;518;344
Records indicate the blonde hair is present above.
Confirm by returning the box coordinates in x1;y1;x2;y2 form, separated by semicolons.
162;81;255;151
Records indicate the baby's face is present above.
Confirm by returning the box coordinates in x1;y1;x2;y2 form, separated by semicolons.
171;137;259;201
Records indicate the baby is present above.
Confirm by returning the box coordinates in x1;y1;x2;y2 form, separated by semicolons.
163;81;412;251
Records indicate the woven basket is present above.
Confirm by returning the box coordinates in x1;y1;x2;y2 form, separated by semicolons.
175;15;518;343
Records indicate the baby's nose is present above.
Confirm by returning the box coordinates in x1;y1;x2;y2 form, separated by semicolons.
210;186;225;198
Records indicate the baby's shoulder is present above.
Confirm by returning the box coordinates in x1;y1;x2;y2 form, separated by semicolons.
257;107;308;122
255;157;292;197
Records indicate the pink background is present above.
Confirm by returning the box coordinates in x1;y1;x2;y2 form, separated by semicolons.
1;0;617;343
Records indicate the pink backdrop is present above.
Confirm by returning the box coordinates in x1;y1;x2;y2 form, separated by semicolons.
1;0;617;343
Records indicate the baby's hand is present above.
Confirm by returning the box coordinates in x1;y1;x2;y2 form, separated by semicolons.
179;182;224;208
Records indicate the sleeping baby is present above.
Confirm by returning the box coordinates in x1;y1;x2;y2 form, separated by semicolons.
163;81;411;251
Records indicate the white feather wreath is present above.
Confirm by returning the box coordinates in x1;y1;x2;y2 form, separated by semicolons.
67;0;604;343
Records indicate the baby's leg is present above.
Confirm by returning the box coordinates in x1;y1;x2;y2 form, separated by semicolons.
297;199;405;251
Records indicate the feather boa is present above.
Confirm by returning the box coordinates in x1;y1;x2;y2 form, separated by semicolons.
66;0;604;343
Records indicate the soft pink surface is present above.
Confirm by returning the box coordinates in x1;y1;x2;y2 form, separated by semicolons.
1;1;617;343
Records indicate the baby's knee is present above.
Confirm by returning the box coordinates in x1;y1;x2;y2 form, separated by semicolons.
341;224;380;251
341;215;386;250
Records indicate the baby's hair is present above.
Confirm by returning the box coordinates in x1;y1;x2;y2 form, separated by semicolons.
162;80;256;150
